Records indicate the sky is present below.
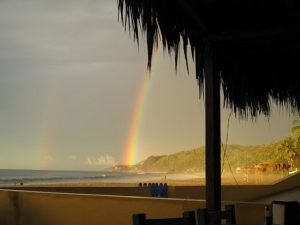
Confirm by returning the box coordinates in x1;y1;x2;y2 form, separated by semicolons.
0;0;296;171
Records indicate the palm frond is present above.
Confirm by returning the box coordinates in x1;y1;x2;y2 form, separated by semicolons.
118;0;300;118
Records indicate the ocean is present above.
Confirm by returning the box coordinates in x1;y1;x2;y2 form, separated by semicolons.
0;169;169;186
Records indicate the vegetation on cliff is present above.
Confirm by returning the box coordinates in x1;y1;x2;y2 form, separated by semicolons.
112;121;300;173
111;141;300;173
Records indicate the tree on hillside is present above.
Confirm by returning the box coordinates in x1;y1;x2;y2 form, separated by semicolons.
274;119;300;168
292;118;300;149
274;138;296;166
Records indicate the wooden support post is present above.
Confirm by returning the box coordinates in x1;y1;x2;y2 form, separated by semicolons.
204;43;221;213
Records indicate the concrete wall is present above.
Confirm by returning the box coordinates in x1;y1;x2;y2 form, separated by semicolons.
170;185;300;202
4;185;295;202
254;188;300;203
0;187;150;197
0;189;266;225
5;173;299;202
170;172;300;201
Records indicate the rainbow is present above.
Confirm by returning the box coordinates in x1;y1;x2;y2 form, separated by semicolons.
36;49;161;168
37;78;59;170
123;48;161;165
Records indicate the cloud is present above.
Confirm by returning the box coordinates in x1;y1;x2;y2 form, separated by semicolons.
86;155;117;167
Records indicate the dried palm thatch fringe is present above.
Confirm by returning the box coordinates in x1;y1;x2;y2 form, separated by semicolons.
118;0;300;118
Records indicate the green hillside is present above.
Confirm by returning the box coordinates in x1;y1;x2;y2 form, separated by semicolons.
112;141;300;173
135;147;206;173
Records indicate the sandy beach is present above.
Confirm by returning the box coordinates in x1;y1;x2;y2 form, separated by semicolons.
14;173;287;188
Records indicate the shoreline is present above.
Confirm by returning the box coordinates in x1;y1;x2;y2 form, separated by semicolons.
1;173;287;188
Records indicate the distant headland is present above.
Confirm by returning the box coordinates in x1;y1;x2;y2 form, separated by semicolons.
111;142;300;174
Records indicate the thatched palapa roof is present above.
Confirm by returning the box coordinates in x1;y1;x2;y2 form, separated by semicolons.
118;0;300;118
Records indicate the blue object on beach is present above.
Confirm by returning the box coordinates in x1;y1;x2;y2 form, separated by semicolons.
161;183;168;197
149;183;168;197
158;183;163;197
154;183;159;197
150;184;155;197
